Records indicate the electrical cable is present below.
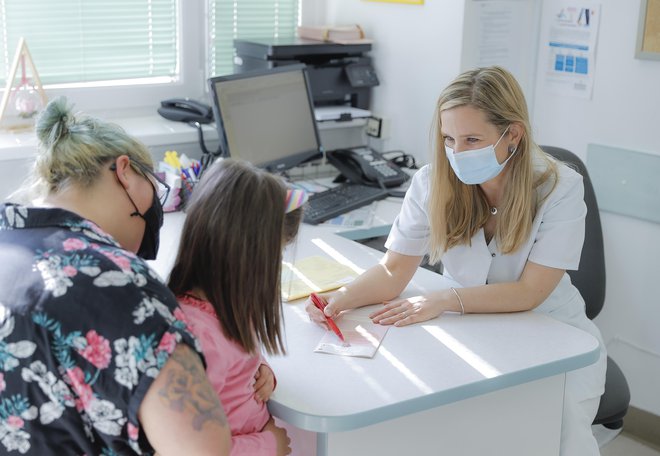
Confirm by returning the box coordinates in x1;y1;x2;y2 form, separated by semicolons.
374;175;406;199
382;150;417;170
188;121;224;175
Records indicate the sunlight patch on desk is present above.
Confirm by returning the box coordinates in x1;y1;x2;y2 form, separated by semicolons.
355;324;381;348
379;345;433;395
311;238;365;274
341;357;393;401
423;326;501;379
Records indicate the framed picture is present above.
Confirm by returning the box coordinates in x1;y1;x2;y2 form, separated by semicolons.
636;0;660;60
0;38;48;131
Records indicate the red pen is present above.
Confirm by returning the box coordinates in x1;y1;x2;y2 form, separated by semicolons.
310;293;345;342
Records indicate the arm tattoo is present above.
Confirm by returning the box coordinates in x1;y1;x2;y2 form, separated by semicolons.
157;344;228;430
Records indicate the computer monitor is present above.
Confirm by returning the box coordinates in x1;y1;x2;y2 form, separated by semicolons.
208;64;322;172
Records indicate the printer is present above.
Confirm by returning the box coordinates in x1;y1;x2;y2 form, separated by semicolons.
233;37;379;151
233;37;379;111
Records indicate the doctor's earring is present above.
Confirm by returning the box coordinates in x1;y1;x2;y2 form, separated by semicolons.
508;144;517;154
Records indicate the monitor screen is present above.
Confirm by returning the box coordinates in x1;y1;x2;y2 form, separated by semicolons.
208;65;322;172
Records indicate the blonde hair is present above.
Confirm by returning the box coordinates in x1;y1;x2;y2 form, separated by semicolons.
428;66;557;263
11;97;153;202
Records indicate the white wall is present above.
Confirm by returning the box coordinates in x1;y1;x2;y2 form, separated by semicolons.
321;0;660;416
322;0;466;164
532;0;660;415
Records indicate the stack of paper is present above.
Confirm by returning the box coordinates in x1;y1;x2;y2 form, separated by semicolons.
297;25;373;44
314;106;371;122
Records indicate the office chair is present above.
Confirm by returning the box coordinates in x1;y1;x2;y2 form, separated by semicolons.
541;145;631;430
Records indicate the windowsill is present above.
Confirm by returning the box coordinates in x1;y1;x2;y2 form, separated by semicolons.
0;108;218;162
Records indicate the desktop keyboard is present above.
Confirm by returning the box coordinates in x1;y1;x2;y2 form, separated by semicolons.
303;183;389;224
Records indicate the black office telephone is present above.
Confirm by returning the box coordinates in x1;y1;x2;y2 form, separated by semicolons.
157;98;214;124
326;147;408;188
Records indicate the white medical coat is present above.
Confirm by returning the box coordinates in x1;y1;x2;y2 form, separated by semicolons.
385;162;606;402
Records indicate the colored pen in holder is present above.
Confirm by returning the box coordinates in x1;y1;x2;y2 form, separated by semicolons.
180;172;196;210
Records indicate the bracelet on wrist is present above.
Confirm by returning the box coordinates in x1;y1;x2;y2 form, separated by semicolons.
450;287;465;315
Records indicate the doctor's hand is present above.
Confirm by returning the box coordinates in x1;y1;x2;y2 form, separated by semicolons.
369;295;445;327
304;291;342;328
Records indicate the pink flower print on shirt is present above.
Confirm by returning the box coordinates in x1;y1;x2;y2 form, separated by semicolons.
62;265;78;277
0;373;5;393
99;250;132;272
63;238;87;251
173;307;190;327
66;367;94;412
157;332;177;354
127;422;139;441
6;415;24;430
78;330;112;370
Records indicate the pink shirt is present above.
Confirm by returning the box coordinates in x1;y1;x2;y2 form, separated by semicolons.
178;295;276;455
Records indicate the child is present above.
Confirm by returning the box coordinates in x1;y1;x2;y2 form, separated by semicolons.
168;159;306;456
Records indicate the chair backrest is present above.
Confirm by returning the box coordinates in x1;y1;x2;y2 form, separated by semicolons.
541;146;605;319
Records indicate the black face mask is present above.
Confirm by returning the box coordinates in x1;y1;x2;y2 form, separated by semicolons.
112;161;165;260
131;188;164;260
121;185;163;260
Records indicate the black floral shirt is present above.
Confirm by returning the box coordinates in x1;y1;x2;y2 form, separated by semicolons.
0;204;202;455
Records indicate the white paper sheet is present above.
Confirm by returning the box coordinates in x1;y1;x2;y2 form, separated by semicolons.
314;316;389;358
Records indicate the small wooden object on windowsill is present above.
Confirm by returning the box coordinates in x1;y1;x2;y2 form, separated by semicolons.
0;38;48;132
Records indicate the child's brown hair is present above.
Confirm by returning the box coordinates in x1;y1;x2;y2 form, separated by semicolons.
168;159;302;355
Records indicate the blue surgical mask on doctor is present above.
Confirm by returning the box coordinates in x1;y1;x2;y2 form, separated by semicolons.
445;126;517;185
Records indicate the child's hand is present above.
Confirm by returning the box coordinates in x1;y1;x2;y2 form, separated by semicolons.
254;364;275;403
262;417;291;455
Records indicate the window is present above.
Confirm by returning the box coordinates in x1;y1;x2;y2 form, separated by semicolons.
0;0;178;87
208;0;301;78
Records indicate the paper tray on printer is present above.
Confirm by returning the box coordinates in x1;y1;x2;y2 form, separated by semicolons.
314;106;371;122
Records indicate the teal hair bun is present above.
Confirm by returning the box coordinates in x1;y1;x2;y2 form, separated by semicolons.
35;97;74;148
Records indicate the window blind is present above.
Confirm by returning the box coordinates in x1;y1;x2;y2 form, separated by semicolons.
208;0;300;78
0;0;178;87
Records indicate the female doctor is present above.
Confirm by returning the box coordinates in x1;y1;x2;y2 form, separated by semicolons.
306;66;606;456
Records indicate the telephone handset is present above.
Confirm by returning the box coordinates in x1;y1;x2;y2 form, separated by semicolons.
326;147;408;188
157;98;214;124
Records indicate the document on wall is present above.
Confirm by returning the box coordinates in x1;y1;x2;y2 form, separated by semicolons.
541;2;601;99
314;315;389;358
462;0;542;102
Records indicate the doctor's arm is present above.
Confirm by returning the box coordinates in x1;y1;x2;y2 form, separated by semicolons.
373;166;586;326
372;259;565;326
306;250;423;324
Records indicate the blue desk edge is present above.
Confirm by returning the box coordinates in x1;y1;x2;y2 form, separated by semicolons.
268;345;600;433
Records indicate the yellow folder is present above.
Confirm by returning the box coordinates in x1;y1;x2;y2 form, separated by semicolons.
281;256;359;302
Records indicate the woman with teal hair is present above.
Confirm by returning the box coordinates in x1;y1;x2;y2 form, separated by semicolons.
0;98;231;455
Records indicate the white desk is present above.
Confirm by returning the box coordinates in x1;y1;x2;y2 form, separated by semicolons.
150;211;600;456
